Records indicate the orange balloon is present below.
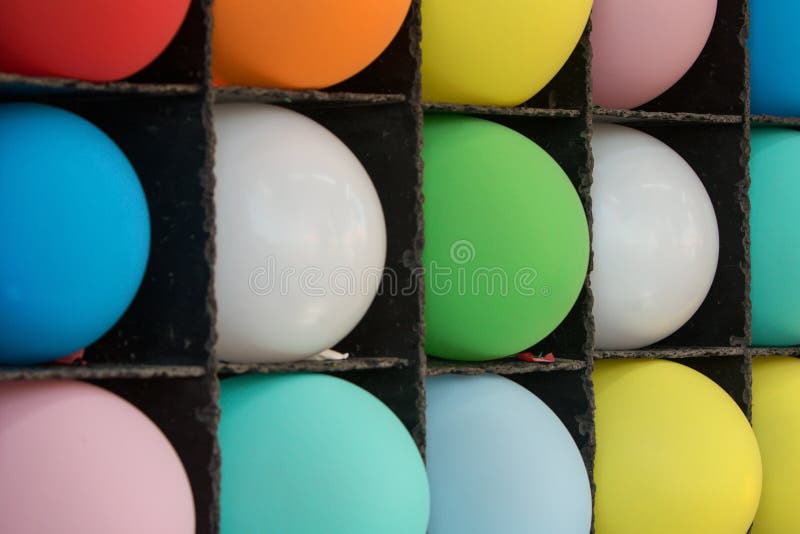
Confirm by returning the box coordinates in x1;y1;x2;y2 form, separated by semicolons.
212;0;411;88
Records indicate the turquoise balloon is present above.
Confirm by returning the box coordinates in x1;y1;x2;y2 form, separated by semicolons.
751;128;800;345
426;374;592;534
219;373;429;533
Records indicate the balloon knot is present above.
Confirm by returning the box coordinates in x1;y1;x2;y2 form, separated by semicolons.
516;352;555;363
307;349;350;361
51;349;86;366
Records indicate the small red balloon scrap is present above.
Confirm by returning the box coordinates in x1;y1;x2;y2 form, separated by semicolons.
52;349;86;366
516;351;556;363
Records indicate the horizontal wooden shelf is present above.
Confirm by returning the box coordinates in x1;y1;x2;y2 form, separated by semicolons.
748;347;800;357
593;346;745;359
0;73;202;96
423;101;581;118
751;114;800;127
217;356;410;375
0;364;208;381
427;357;586;376
593;106;743;124
212;86;406;106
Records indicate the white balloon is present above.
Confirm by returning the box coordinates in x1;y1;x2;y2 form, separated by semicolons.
590;123;719;350
213;104;386;363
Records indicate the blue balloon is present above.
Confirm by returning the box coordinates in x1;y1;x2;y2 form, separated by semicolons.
426;374;591;534
750;0;800;116
750;128;800;346
219;373;430;534
0;103;150;364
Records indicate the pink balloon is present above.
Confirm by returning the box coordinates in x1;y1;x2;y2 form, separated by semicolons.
591;0;717;109
0;380;195;534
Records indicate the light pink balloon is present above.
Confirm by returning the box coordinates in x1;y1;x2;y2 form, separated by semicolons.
591;0;717;109
0;380;195;534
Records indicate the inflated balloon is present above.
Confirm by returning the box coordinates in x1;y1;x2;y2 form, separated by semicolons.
219;374;429;533
213;0;411;88
594;359;762;534
591;124;718;350
0;103;150;365
426;374;591;534
213;104;386;363
750;0;800;116
591;0;717;109
750;129;800;346
421;0;592;106
0;380;195;534
752;356;800;533
0;0;190;81
423;115;589;360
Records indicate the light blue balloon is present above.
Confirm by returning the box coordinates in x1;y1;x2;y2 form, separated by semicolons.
0;103;150;365
220;373;430;534
750;0;800;116
426;374;592;534
750;128;800;346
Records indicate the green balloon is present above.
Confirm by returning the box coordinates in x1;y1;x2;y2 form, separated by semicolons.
220;374;430;533
422;115;589;361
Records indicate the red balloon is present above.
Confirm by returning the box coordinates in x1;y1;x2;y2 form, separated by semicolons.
0;0;191;82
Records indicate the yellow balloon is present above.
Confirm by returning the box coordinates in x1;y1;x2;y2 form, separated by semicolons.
593;359;762;534
752;356;800;534
421;0;592;106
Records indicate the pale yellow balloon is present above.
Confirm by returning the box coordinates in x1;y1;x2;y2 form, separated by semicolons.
421;0;592;106
752;356;800;534
594;359;762;534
